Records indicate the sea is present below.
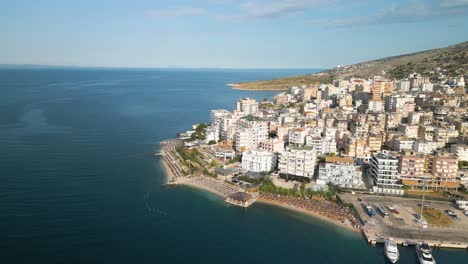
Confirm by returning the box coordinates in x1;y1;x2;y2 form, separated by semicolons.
0;68;466;263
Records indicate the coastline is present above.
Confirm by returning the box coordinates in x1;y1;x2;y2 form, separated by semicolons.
226;83;288;91
256;197;360;233
159;141;360;233
158;139;359;233
169;177;227;198
159;147;171;184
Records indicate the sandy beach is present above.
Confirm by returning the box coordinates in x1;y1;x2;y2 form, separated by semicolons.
172;178;226;198
159;147;174;184
158;139;359;233
256;197;360;233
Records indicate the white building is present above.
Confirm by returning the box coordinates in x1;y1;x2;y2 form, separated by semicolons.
321;138;338;155
241;150;277;173
394;137;415;151
451;144;468;161
413;140;437;154
367;100;384;112
278;146;316;182
288;128;307;145
210;109;231;142
305;136;323;155
370;153;404;195
220;114;238;141
317;157;363;189
236;98;259;115
234;116;269;152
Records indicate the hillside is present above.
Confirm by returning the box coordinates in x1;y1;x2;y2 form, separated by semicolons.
232;41;468;90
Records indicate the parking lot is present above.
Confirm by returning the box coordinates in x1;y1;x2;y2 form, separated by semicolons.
340;193;468;244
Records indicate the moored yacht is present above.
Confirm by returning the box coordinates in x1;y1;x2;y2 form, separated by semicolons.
416;243;436;264
384;238;399;263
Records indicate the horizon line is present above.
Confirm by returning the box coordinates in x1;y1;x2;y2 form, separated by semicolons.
0;64;328;71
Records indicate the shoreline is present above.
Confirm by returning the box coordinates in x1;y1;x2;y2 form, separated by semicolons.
226;83;288;91
158;140;360;233
159;147;172;184
256;197;360;233
168;177;227;198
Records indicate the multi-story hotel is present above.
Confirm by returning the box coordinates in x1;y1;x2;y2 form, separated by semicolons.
278;146;316;182
370;153;404;195
398;151;430;190
236;98;259;115
234;116;269;152
428;152;460;190
317;157;363;189
241;150;277;173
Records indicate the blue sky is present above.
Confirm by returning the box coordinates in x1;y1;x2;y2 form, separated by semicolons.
1;0;468;68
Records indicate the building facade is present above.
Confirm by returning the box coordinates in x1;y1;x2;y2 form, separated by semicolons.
278;146;316;182
241;150;277;173
370;153;404;195
317;157;363;189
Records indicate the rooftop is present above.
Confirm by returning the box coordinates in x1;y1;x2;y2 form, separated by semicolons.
227;192;252;202
325;157;354;164
242;115;266;122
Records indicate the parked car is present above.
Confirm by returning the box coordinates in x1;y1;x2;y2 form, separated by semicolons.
417;201;430;208
444;209;456;216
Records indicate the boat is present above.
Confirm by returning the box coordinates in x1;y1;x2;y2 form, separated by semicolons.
416;243;436;264
384;238;399;263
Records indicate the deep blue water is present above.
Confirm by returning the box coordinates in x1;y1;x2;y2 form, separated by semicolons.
0;68;466;263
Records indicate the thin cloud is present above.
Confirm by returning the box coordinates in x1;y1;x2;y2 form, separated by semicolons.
312;0;468;28
219;0;334;21
440;0;468;8
145;7;206;18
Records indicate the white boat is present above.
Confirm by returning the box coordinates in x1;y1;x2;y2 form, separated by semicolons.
416;243;436;264
384;238;399;263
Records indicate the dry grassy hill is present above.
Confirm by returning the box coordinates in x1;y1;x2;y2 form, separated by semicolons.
232;41;468;90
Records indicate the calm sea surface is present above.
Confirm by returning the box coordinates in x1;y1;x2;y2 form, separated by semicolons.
0;68;466;263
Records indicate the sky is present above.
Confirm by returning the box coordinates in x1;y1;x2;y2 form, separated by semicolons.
1;0;468;69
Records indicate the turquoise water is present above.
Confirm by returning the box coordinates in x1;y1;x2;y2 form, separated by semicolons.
0;68;466;263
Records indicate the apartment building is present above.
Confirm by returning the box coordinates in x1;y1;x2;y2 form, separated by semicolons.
278;146;316;182
241;150;277;173
317;157;363;189
370;153;404;195
236;98;259;115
